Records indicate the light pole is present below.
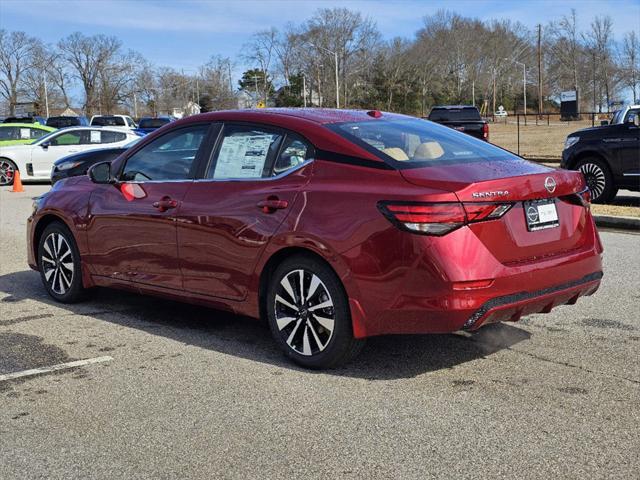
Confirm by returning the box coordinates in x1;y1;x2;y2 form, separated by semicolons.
504;58;527;115
308;43;339;108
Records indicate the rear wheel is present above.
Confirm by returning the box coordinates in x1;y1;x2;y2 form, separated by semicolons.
37;222;86;303
0;158;17;186
266;255;365;369
576;157;617;204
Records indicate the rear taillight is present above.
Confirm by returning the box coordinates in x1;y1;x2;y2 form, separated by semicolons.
482;123;489;141
379;201;513;236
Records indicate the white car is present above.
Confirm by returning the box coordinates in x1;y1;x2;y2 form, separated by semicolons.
90;115;137;131
494;110;508;118
0;126;139;184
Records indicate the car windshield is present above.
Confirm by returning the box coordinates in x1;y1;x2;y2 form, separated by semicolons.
139;118;170;129
428;108;481;122
92;116;125;126
330;117;514;167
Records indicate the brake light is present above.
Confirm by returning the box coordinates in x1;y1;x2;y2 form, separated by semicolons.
482;123;489;141
379;201;513;236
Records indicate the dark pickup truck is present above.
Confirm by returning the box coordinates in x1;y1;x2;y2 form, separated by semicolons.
427;105;489;141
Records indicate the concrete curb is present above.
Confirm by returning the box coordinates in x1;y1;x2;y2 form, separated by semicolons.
593;215;640;231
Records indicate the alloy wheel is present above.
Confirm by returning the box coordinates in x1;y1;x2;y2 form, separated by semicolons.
0;160;15;186
579;162;606;200
274;269;335;356
41;232;75;295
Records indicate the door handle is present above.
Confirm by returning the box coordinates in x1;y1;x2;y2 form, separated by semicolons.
257;197;288;213
152;196;178;212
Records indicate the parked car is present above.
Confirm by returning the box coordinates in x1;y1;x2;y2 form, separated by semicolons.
134;116;174;135
494;110;508;118
0;123;56;147
0;126;139;185
3;115;47;125
51;138;140;185
561;107;639;203
90;115;137;130
27;109;603;368
46;116;90;129
604;104;640;126
427;105;489;141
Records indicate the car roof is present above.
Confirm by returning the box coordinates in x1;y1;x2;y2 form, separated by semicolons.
430;105;477;109
185;108;409;126
0;122;55;130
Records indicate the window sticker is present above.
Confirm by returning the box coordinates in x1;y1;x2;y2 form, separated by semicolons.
214;134;273;179
20;128;30;139
90;130;101;143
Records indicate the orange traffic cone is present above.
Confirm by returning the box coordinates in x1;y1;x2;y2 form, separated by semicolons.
11;170;24;193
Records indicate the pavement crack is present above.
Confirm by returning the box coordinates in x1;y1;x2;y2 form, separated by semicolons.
507;347;640;385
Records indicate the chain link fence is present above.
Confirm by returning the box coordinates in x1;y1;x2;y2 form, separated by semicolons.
488;112;614;162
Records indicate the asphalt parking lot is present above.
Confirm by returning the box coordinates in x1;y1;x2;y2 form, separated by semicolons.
1;185;639;479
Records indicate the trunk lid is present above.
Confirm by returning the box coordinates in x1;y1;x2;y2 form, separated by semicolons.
400;159;592;264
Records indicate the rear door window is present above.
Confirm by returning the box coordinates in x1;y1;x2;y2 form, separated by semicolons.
206;125;283;180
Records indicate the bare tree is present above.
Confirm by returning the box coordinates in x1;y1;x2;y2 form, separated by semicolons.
58;33;121;115
622;31;639;103
0;30;41;114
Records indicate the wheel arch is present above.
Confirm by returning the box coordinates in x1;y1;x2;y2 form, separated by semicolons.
256;244;367;337
568;150;610;171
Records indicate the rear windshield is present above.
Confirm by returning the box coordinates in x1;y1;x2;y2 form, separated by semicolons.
92;116;125;126
330;117;514;168
47;117;79;128
139;118;170;129
428;108;481;122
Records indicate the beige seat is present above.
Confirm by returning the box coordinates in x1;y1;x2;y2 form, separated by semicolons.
413;141;445;160
382;147;409;161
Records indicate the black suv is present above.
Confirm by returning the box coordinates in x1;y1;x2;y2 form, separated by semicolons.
562;108;639;203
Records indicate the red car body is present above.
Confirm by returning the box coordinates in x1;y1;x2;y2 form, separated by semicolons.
27;109;603;341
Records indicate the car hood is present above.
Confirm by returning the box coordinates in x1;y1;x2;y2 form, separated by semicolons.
54;147;127;166
0;144;34;155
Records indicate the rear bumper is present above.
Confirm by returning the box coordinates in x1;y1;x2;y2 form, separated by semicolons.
463;271;602;330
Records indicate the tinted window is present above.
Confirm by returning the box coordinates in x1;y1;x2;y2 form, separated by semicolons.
139;118;171;129
92;116;125;126
207;125;283;180
428;108;481;122
30;128;48;139
273;135;313;176
121;125;208;182
46;117;80;128
99;131;127;143
331;117;514;167
0;127;18;140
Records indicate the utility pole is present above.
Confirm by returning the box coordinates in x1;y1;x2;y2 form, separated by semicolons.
537;24;543;114
43;72;50;118
133;92;137;118
472;79;475;107
592;50;597;112
492;68;496;114
302;73;307;108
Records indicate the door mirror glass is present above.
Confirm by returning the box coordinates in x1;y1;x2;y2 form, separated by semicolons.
600;120;609;126
89;161;113;184
41;141;50;149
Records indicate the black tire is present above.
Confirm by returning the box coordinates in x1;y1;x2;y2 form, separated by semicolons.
266;255;365;369
0;158;17;186
576;157;617;204
37;222;86;303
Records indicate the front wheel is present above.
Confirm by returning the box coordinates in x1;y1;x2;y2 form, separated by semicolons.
266;255;365;369
0;158;17;186
576;157;617;204
37;222;86;303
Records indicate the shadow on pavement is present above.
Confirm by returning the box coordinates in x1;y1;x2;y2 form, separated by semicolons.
0;269;531;380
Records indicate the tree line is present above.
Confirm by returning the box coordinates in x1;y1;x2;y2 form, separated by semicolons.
0;7;638;117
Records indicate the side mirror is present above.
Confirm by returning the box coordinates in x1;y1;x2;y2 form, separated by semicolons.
626;115;637;126
600;120;609;126
41;141;50;149
88;161;114;184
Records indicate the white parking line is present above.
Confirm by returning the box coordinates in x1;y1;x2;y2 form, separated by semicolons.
0;356;113;382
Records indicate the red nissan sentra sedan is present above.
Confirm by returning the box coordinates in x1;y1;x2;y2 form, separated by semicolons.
27;109;603;368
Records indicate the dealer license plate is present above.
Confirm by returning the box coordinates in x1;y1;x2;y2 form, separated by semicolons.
524;199;559;231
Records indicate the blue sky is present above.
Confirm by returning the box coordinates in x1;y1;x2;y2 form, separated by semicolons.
1;0;638;77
